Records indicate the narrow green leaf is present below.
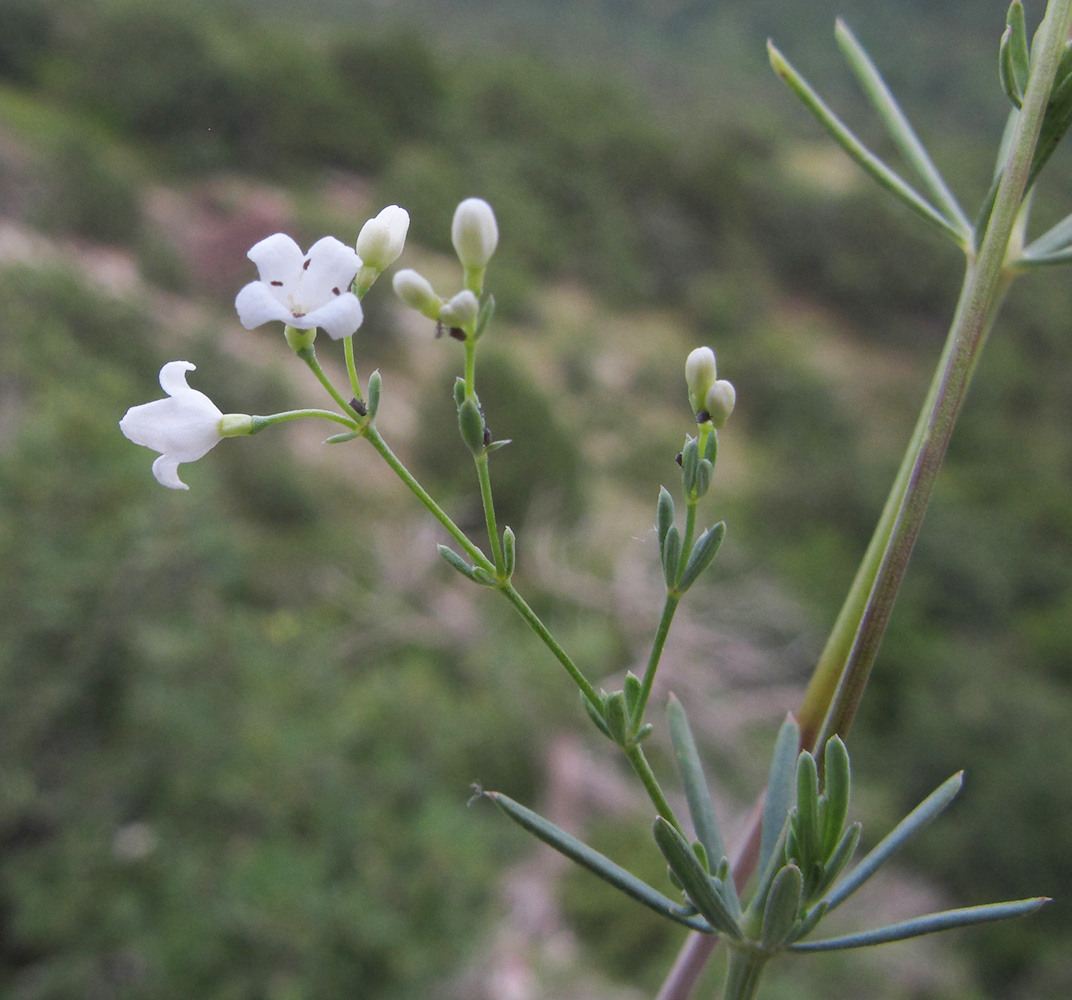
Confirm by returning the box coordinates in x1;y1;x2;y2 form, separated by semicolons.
678;523;727;593
623;672;643;721
367;369;382;421
485;792;713;932
324;430;360;444
502;526;516;578
657;487;675;550
1020;208;1072;262
1001;27;1024;108
681;437;700;495
792;751;820;867
762;864;804;950
437;544;478;581
603;691;630;746
1027;60;1072;189
653;817;743;939
819;736;851;858
761;716;800;876
791;901;828;945
789;898;1049;952
768;40;968;249
582;692;613;740
812;823;861;901
474;293;496;340
825;772;963;910
1007;2;1030;96
470;567;499;587
667;694;729;877
662;526;682;589
703;429;718;464
835;19;972;238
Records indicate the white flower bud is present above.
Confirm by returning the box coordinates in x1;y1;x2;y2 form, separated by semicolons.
392;268;441;320
685;346;717;414
438;290;479;328
704;380;736;429
356;205;410;272
451;198;499;270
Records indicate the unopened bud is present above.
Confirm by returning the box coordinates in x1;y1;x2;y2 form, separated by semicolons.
392;269;441;320
686;347;717;414
452;198;499;270
357;205;410;272
439;290;480;328
705;380;736;429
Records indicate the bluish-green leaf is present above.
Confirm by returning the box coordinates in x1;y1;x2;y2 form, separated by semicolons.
324;430;360;444
653;817;743;939
819;735;851;858
835;19;971;239
825;772;962;910
761;716;800;876
678;523;727;593
768;40;968;249
485;791;713;932
792;751;820;867
437;544;478;581
762;864;803;950
367;369;382;420
662;526;682;589
657;487;675;550
789;897;1049;952
667;694;730;881
582;692;613;740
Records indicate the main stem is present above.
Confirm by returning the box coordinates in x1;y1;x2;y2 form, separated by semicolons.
658;2;1072;996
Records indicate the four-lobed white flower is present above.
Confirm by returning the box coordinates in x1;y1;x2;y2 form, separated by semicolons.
452;198;499;271
235;234;363;340
356;205;410;272
120;361;238;490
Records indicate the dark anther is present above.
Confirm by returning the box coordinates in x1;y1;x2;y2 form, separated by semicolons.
448;327;467;341
302;258;311;270
483;426;493;446
675;452;683;466
332;287;341;296
696;410;711;424
351;398;368;416
270;280;284;287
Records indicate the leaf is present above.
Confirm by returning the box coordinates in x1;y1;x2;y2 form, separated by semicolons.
767;40;968;249
662;526;682;589
835;19;971;239
819;735;851;858
760;715;800;876
666;695;730;879
677;523;727;593
824;772;962;910
657;487;675;549
762;864;803;950
789;898;1049;952
653;817;743;939
485;791;712;932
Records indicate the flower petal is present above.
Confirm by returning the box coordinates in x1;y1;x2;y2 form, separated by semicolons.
301;292;364;340
300;236;361;308
151;454;189;490
235;281;296;330
247;234;304;283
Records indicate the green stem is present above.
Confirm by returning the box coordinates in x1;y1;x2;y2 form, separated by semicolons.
812;0;1072;748
498;583;602;706
295;346;364;423
251;408;357;431
631;594;681;732
361;425;494;572
475;453;505;573
624;742;684;834
343;336;363;401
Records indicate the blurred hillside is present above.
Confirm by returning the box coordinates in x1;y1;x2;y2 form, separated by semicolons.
1;0;1071;998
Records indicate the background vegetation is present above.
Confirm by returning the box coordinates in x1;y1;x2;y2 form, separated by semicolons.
0;0;1069;997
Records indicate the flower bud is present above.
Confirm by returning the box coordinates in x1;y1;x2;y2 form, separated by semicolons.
686;347;717;414
452;198;499;270
357;205;410;272
392;268;441;320
439;289;479;329
705;380;736;429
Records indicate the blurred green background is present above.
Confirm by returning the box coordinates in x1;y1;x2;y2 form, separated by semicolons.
0;0;1070;997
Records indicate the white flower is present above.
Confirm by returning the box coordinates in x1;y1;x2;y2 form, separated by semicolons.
120;361;225;490
235;234;363;340
451;198;499;270
356;205;410;272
